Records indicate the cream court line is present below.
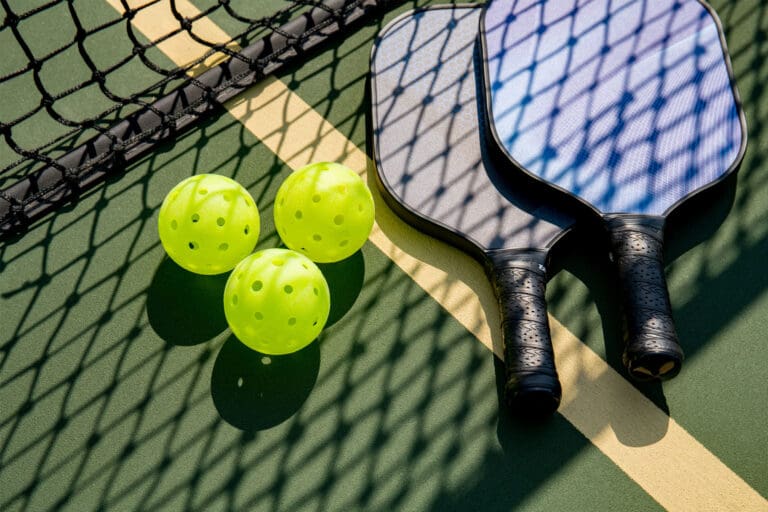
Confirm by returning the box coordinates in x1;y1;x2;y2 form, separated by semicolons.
107;1;768;510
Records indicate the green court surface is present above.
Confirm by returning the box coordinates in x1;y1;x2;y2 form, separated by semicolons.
1;1;767;511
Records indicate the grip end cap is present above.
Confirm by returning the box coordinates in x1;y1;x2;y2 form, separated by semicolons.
505;373;562;418
624;348;683;381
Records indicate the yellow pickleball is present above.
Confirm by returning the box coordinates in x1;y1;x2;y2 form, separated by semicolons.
158;174;260;274
274;162;375;263
223;248;331;355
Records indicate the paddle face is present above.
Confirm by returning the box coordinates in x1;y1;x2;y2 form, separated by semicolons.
481;0;746;382
371;5;575;417
371;7;572;258
481;0;745;216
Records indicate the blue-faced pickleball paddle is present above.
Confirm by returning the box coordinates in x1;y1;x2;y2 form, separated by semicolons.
371;5;576;417
480;0;746;381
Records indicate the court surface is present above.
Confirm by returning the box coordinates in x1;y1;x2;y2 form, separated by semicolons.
1;1;767;511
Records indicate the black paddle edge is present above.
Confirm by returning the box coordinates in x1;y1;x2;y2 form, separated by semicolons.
476;0;747;385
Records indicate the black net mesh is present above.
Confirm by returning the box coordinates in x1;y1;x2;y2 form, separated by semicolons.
0;0;396;239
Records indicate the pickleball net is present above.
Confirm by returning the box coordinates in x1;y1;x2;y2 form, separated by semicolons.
0;0;398;239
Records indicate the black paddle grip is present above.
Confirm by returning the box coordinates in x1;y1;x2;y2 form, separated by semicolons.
488;253;561;418
606;215;684;381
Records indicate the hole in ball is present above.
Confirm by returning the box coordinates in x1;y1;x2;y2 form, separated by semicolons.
339;240;349;247
254;312;263;320
223;194;231;202
334;215;344;225
198;188;208;195
295;210;303;219
358;204;364;212
217;217;226;226
288;318;297;326
313;319;318;326
252;281;263;292
191;213;200;223
232;294;238;305
284;285;293;294
244;225;250;235
171;220;178;230
188;241;198;250
218;243;229;251
272;259;284;267
313;234;322;241
313;288;319;296
312;194;321;203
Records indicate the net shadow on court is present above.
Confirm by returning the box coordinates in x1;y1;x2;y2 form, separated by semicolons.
1;0;766;510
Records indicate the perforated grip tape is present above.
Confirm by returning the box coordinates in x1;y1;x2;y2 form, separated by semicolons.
488;252;561;417
606;215;684;381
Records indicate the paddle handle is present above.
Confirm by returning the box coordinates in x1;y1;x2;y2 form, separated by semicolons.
606;215;684;381
488;253;561;418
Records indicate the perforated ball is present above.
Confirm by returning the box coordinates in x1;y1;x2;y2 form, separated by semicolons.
274;162;375;263
158;174;260;275
223;248;331;355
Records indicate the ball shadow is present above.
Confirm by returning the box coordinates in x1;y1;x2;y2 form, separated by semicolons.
146;257;229;346
316;249;365;327
210;336;320;431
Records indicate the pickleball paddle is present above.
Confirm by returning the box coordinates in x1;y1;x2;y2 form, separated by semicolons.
370;5;576;417
480;0;746;381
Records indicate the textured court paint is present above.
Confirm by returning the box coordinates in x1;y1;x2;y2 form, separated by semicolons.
551;319;768;511
484;0;743;216
102;1;768;509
